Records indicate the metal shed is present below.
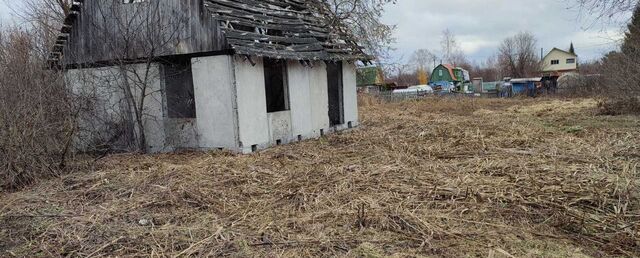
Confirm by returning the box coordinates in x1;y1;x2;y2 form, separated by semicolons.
510;78;542;97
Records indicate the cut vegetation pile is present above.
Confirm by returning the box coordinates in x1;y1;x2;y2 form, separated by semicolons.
1;96;639;257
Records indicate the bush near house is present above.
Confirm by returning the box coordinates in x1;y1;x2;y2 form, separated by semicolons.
594;6;640;114
0;27;74;190
598;97;640;115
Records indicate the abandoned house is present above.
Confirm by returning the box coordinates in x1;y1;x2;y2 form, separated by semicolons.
49;0;368;153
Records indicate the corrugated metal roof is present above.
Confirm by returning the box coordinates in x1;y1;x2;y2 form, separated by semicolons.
510;78;542;83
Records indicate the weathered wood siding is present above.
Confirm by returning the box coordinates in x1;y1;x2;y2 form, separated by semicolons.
63;0;226;66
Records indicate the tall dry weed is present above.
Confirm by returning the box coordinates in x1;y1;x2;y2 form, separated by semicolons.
0;26;74;190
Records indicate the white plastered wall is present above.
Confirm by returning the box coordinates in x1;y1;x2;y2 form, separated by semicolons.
308;61;331;136
66;57;360;154
191;55;239;150
342;62;359;128
231;57;335;153
233;57;271;153
66;63;167;153
287;60;314;139
542;49;578;72
129;63;166;153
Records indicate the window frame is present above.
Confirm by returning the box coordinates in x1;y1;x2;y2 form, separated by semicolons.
263;58;290;113
551;60;560;65
566;58;576;64
163;59;197;119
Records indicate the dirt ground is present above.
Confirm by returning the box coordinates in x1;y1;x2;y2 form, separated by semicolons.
1;96;639;257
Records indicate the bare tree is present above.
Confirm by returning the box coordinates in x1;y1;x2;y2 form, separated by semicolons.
4;0;71;35
599;6;640;98
498;32;539;78
576;0;637;22
468;55;501;82
315;0;396;63
384;62;420;86
438;29;470;67
409;49;437;73
68;1;190;153
439;29;459;64
569;2;640;113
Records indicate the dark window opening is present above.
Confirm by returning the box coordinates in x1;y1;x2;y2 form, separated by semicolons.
327;62;344;126
164;59;196;118
263;58;289;113
551;59;560;65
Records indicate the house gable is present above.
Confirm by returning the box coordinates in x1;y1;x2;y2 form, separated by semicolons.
430;64;457;82
542;48;578;72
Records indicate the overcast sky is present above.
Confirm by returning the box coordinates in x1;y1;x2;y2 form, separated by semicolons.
0;2;10;23
382;0;631;65
0;1;631;65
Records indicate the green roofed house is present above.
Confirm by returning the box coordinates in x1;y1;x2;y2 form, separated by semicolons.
357;66;384;93
430;64;471;92
430;64;469;83
430;64;458;82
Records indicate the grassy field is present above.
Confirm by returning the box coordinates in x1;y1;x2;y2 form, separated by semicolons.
1;96;639;257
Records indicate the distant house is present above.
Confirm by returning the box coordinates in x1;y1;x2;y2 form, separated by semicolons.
50;0;368;154
431;64;458;82
542;48;578;77
540;47;578;93
357;66;384;93
430;64;471;92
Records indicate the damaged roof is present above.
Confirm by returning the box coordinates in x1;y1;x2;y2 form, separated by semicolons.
49;0;369;66
206;0;368;60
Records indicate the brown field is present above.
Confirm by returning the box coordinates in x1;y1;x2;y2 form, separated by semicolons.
1;96;639;257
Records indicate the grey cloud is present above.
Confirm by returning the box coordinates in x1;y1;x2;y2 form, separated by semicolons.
382;0;630;64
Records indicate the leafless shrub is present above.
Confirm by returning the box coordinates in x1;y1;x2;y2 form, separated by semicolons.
596;38;640;114
569;3;640;114
597;96;640;115
0;25;74;190
557;74;604;97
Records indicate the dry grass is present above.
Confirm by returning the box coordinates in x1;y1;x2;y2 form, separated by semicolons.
597;97;640;116
1;96;639;257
